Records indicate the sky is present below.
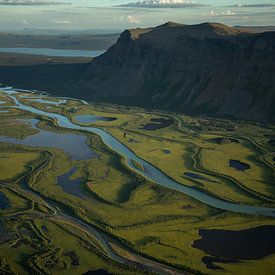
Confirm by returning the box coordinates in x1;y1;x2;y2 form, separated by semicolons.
0;0;275;33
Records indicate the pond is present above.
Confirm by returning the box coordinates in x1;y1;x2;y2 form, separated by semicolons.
192;225;275;269
57;167;86;199
0;192;10;210
141;118;174;131
229;159;251;171
75;114;117;124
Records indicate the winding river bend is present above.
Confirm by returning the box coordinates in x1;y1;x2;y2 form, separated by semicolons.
1;87;275;217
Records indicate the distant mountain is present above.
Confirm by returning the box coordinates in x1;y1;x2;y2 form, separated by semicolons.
77;22;275;122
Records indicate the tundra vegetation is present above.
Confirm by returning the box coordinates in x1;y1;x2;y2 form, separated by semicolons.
0;91;274;275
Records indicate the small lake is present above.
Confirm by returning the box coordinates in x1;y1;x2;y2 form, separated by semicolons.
75;115;117;124
57;167;86;199
229;159;251;171
0;192;10;210
0;101;6;105
192;225;275;269
141;118;174;131
0;119;98;160
0;48;105;58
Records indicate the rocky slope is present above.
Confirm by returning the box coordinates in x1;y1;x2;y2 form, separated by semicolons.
78;22;275;122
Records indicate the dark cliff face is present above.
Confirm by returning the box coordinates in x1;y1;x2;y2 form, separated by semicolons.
79;22;275;122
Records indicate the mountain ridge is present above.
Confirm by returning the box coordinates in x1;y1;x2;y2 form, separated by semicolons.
77;22;275;122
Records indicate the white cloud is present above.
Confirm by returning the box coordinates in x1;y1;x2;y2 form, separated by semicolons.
20;19;29;24
54;19;72;24
229;3;275;8
204;10;236;17
114;15;140;24
120;0;205;8
127;15;140;24
221;10;235;16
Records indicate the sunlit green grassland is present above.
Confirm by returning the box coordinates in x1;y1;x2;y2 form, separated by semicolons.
0;91;274;274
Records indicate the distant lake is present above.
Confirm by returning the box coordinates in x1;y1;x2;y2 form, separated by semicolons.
0;47;105;57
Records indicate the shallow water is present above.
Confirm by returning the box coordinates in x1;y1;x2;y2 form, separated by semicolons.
0;119;98;160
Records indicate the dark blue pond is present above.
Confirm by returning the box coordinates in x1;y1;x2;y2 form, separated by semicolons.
229;160;251;171
57;167;86;199
192;225;275;269
0;192;10;210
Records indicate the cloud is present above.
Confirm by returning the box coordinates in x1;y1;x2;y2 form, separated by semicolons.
114;15;140;24
204;10;236;17
229;3;275;8
119;0;206;8
20;19;29;25
53;19;73;24
127;15;140;23
0;0;70;5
